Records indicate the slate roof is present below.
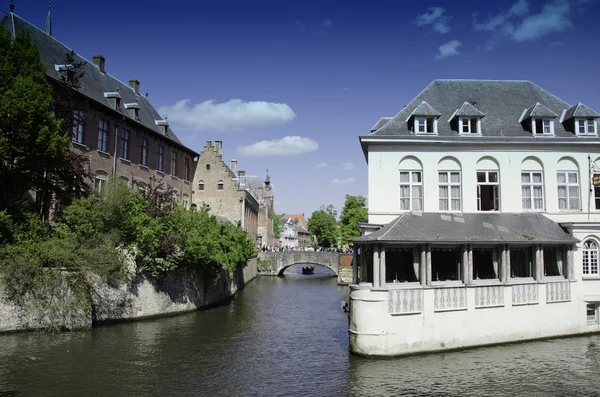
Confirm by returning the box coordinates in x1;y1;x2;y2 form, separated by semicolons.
368;80;600;138
1;13;198;155
522;102;558;120
294;225;309;234
564;103;600;120
370;117;392;132
405;101;441;121
351;212;578;245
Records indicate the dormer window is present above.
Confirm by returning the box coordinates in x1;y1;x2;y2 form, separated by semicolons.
155;119;169;136
450;102;485;136
459;117;480;134
533;118;554;135
415;116;436;134
405;101;441;135
104;92;122;111
124;103;140;121
577;118;597;135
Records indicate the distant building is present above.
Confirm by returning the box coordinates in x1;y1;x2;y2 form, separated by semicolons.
281;213;308;230
1;12;199;208
350;79;600;356
191;141;275;245
279;217;310;249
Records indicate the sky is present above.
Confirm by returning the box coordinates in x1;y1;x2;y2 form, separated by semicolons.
5;0;600;219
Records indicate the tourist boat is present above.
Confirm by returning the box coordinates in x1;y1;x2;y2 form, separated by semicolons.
302;265;315;274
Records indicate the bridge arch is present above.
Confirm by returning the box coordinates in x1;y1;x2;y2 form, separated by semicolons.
257;251;344;277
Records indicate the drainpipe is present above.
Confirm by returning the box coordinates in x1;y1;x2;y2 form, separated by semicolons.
113;117;125;178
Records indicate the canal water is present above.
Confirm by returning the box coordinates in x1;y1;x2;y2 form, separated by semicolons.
1;264;600;397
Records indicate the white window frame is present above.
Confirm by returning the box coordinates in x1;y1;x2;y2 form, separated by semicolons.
595;173;600;211
521;171;544;210
576;118;597;136
414;116;437;135
587;303;598;324
459;117;481;135
400;170;423;211
557;171;580;210
438;171;461;212
477;171;499;211
532;118;554;136
582;239;599;277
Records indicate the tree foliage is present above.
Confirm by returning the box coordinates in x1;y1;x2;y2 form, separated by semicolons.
272;214;284;240
0;28;90;228
308;205;339;248
340;195;368;242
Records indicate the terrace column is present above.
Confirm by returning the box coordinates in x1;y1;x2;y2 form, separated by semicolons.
426;245;432;285
461;245;469;284
503;245;510;281
535;245;544;281
413;248;420;282
492;249;499;279
373;245;380;287
566;245;574;280
360;245;367;283
468;245;473;284
352;246;358;284
379;246;386;287
420;246;427;285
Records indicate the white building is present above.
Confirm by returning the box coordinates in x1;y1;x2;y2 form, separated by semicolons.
349;79;600;356
280;218;298;249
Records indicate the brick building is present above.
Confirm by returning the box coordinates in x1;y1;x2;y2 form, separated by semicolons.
2;13;199;206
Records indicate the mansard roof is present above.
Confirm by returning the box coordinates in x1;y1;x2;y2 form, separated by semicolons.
1;14;198;156
564;103;600;120
405;101;441;121
351;212;578;245
368;79;599;139
522;102;558;120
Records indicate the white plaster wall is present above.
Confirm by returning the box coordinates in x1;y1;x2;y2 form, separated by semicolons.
368;144;600;226
350;282;600;356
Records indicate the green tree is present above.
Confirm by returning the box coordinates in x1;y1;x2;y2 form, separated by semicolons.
308;205;339;248
340;195;368;243
0;28;88;225
272;214;283;240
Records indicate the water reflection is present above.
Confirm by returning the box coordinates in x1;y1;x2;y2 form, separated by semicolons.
1;275;600;397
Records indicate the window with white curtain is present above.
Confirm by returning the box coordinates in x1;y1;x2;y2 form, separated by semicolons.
583;239;599;276
557;171;580;210
522;172;544;210
400;171;422;211
439;171;461;211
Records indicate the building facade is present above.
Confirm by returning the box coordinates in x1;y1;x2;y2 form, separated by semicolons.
350;80;600;356
3;13;198;206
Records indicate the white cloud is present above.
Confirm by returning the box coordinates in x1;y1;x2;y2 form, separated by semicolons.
513;0;572;41
341;162;355;170
331;177;355;185
435;40;462;59
473;0;572;43
416;7;451;34
314;162;328;169
236;136;318;157
158;99;296;132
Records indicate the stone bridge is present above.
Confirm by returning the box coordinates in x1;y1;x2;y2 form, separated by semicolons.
257;251;353;284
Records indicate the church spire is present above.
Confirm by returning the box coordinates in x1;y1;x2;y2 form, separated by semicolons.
44;1;52;36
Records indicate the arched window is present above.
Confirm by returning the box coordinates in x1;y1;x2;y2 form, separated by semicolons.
94;170;108;191
399;157;423;211
521;157;544;210
476;157;500;211
198;180;205;191
438;157;461;212
217;180;224;191
557;158;580;210
582;239;599;276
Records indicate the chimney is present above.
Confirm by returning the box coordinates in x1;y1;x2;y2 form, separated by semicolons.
93;55;105;73
239;170;246;176
230;159;237;172
129;79;140;95
214;140;222;154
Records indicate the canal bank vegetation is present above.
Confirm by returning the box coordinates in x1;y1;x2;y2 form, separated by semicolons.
0;28;256;331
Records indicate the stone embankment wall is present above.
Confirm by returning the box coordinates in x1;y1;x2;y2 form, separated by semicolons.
0;257;257;333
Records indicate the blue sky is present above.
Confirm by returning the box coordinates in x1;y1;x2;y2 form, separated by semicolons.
7;0;600;219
